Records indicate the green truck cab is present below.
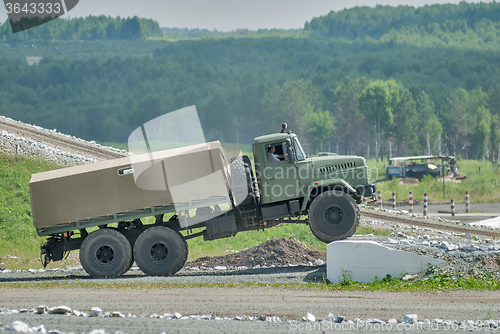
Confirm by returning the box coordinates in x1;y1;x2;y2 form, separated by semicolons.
246;124;375;243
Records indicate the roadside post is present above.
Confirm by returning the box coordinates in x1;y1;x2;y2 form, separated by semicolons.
392;193;396;210
423;193;428;216
409;191;413;213
465;191;469;213
451;199;455;217
378;190;382;209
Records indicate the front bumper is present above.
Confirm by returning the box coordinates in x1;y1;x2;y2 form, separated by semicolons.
356;183;377;200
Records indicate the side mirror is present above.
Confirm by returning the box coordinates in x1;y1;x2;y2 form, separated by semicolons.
285;138;292;148
287;147;295;164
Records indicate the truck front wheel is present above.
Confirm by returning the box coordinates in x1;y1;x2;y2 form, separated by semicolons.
133;226;188;276
308;190;360;243
79;228;133;278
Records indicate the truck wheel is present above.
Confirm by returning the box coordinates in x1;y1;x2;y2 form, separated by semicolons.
230;155;254;206
133;226;188;276
308;190;360;243
79;228;133;278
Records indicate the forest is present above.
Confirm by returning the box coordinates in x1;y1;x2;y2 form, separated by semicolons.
0;2;499;162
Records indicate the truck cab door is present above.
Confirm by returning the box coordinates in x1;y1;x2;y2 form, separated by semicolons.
260;141;299;204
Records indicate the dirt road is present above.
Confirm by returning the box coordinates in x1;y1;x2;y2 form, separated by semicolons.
1;287;499;333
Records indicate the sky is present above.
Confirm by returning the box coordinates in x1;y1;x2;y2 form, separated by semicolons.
0;0;495;31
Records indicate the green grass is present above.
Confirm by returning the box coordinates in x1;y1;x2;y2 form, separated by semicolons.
2;271;499;292
0;153;64;269
367;158;500;203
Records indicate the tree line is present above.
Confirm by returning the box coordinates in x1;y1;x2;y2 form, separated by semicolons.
305;1;500;40
1;52;498;162
0;15;161;41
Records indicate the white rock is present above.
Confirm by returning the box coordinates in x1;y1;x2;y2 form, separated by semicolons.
90;306;102;317
48;305;72;314
401;314;418;324
400;240;411;245
72;309;84;316
388;318;398;324
326;313;335;322
305;313;315;322
174;312;182;319
387;238;399;244
88;330;106;334
113;311;125;318
10;320;29;333
465;320;476;328
314;259;324;266
30;324;47;333
37;305;46;314
214;266;227;270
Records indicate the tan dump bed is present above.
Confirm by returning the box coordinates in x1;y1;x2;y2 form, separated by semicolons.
30;141;230;229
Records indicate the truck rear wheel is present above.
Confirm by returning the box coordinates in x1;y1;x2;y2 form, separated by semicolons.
133;226;188;276
308;190;360;243
79;228;133;278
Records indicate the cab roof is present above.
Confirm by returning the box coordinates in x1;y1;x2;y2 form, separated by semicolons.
253;132;296;145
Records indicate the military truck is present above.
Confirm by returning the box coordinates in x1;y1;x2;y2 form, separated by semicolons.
30;123;376;278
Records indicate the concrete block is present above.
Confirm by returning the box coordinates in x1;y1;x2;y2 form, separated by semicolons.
469;216;500;228
326;240;445;283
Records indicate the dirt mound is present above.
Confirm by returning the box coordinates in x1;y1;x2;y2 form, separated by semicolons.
186;237;326;268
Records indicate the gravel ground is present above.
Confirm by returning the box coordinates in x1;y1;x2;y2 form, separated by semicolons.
1;288;500;333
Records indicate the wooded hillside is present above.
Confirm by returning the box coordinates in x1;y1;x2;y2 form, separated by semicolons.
0;2;499;162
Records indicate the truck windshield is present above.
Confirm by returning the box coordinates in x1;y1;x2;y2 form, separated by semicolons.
294;138;306;160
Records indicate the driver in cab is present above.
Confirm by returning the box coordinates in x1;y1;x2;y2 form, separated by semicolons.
267;145;284;163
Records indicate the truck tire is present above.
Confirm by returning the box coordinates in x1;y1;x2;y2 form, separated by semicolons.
308;190;360;243
133;226;188;276
79;228;133;278
230;155;254;207
242;156;259;198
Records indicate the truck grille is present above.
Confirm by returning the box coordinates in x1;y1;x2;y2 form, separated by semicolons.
318;162;356;173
